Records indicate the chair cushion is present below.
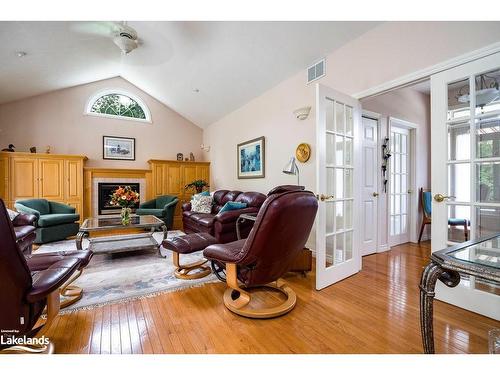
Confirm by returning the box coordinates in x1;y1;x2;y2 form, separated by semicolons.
14;225;36;240
155;195;176;209
423;191;432;215
37;213;80;227
136;208;163;217
219;201;247;214
162;232;217;254
26;250;93;272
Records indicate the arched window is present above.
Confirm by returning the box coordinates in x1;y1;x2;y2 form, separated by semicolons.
85;89;152;123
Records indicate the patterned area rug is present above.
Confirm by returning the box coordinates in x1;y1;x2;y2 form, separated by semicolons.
35;231;218;313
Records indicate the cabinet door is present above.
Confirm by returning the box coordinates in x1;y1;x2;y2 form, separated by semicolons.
167;164;182;196
153;163;165;196
65;159;82;201
10;157;38;200
39;159;64;200
196;165;210;183
0;157;8;201
182;164;197;200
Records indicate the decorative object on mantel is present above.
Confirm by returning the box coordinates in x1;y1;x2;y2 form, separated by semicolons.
184;157;189;161
1;144;15;152
30;147;36;153
45;145;51;154
237;136;265;179
109;185;140;225
189;152;195;161
293;106;311;120
176;153;183;161
381;137;392;193
283;156;300;185
200;144;210;152
103;136;135;161
295;143;311;163
185;179;209;194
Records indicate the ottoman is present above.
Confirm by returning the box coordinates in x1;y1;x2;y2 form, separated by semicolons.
161;233;217;279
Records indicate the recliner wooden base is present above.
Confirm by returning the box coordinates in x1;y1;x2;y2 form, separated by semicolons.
59;269;83;308
173;252;211;280
223;263;297;319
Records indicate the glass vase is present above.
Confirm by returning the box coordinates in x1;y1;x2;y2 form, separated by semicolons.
120;207;132;225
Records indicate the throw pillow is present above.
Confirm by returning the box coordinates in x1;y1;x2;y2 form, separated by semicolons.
219;201;247;214
191;195;213;213
6;208;19;221
194;191;210;198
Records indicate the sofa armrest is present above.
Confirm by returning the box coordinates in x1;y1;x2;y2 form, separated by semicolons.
182;202;192;211
139;198;156;209
14;203;40;219
49;201;76;214
215;207;259;224
27;258;80;303
12;213;37;226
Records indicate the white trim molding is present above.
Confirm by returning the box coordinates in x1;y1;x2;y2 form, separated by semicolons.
354;42;500;100
84;88;152;123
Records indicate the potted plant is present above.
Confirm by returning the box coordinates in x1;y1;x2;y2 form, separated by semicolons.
109;186;140;225
185;179;209;194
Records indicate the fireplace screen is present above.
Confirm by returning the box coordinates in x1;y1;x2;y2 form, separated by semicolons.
98;183;140;215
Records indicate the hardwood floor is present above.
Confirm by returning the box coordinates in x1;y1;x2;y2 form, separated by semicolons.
44;241;499;354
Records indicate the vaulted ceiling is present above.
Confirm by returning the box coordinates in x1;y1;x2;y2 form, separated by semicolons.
0;21;381;127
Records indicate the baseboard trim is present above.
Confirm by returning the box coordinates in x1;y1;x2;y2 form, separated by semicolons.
377;244;390;253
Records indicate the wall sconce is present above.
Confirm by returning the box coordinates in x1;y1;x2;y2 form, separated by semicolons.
293;106;311;120
200;144;210;152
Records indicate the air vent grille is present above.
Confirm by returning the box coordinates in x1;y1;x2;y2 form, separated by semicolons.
307;59;325;84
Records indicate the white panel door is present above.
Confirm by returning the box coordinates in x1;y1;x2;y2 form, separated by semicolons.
316;83;361;290
389;126;411;246
431;52;500;319
361;116;379;256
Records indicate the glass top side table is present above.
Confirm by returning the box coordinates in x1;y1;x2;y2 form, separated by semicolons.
419;233;500;353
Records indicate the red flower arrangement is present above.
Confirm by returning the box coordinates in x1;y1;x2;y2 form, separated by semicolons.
109;186;140;208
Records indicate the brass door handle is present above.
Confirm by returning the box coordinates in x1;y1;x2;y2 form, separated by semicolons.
316;194;334;201
372;192;379;197
434;193;456;203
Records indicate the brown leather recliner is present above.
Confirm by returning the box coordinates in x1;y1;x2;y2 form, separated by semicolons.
0;199;80;353
12;213;37;255
182;190;267;243
203;187;318;319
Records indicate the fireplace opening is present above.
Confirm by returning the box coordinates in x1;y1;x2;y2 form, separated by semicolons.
98;183;140;215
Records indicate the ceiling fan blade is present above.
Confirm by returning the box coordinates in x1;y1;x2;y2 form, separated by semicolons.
71;21;121;37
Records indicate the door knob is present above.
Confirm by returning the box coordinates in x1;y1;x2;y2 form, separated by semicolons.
372;192;379;197
434;193;456;203
407;189;413;194
316;194;334;201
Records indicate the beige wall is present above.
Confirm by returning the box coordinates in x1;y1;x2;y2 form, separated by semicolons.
361;87;431;245
0;77;204;169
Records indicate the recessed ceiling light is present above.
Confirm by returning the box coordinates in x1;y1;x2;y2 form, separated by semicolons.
193;88;200;93
16;51;27;58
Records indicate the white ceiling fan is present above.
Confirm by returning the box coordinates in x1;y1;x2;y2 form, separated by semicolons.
71;21;140;55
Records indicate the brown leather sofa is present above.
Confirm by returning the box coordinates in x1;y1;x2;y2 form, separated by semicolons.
12;212;37;255
182;190;266;243
204;186;318;318
0;199;79;353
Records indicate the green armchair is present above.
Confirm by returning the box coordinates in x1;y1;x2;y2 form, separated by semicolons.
14;199;80;244
136;195;179;229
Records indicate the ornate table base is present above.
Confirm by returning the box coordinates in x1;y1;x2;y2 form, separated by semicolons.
419;261;460;353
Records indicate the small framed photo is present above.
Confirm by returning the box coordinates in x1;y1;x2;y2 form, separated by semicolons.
237;136;265;179
103;136;136;161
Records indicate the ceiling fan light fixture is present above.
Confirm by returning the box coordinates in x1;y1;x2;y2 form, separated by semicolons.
113;35;138;55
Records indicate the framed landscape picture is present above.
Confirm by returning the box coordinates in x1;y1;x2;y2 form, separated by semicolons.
237;136;265;179
103;136;136;161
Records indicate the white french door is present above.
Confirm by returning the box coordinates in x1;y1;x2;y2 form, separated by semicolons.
361;116;379;256
316;84;361;290
431;52;500;319
389;125;411;246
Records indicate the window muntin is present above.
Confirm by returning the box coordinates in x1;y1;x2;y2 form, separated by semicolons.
85;89;151;122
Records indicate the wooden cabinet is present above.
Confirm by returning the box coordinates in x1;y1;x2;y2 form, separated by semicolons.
0;152;86;219
148;159;210;230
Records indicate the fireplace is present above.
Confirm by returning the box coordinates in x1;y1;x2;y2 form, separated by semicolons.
98;183;140;215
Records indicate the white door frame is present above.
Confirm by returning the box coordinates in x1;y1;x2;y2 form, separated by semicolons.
388;117;419;244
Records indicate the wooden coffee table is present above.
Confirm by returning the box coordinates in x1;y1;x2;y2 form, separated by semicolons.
76;215;167;255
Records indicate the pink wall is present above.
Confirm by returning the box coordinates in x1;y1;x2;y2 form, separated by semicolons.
361;87;432;244
0;77;204;169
